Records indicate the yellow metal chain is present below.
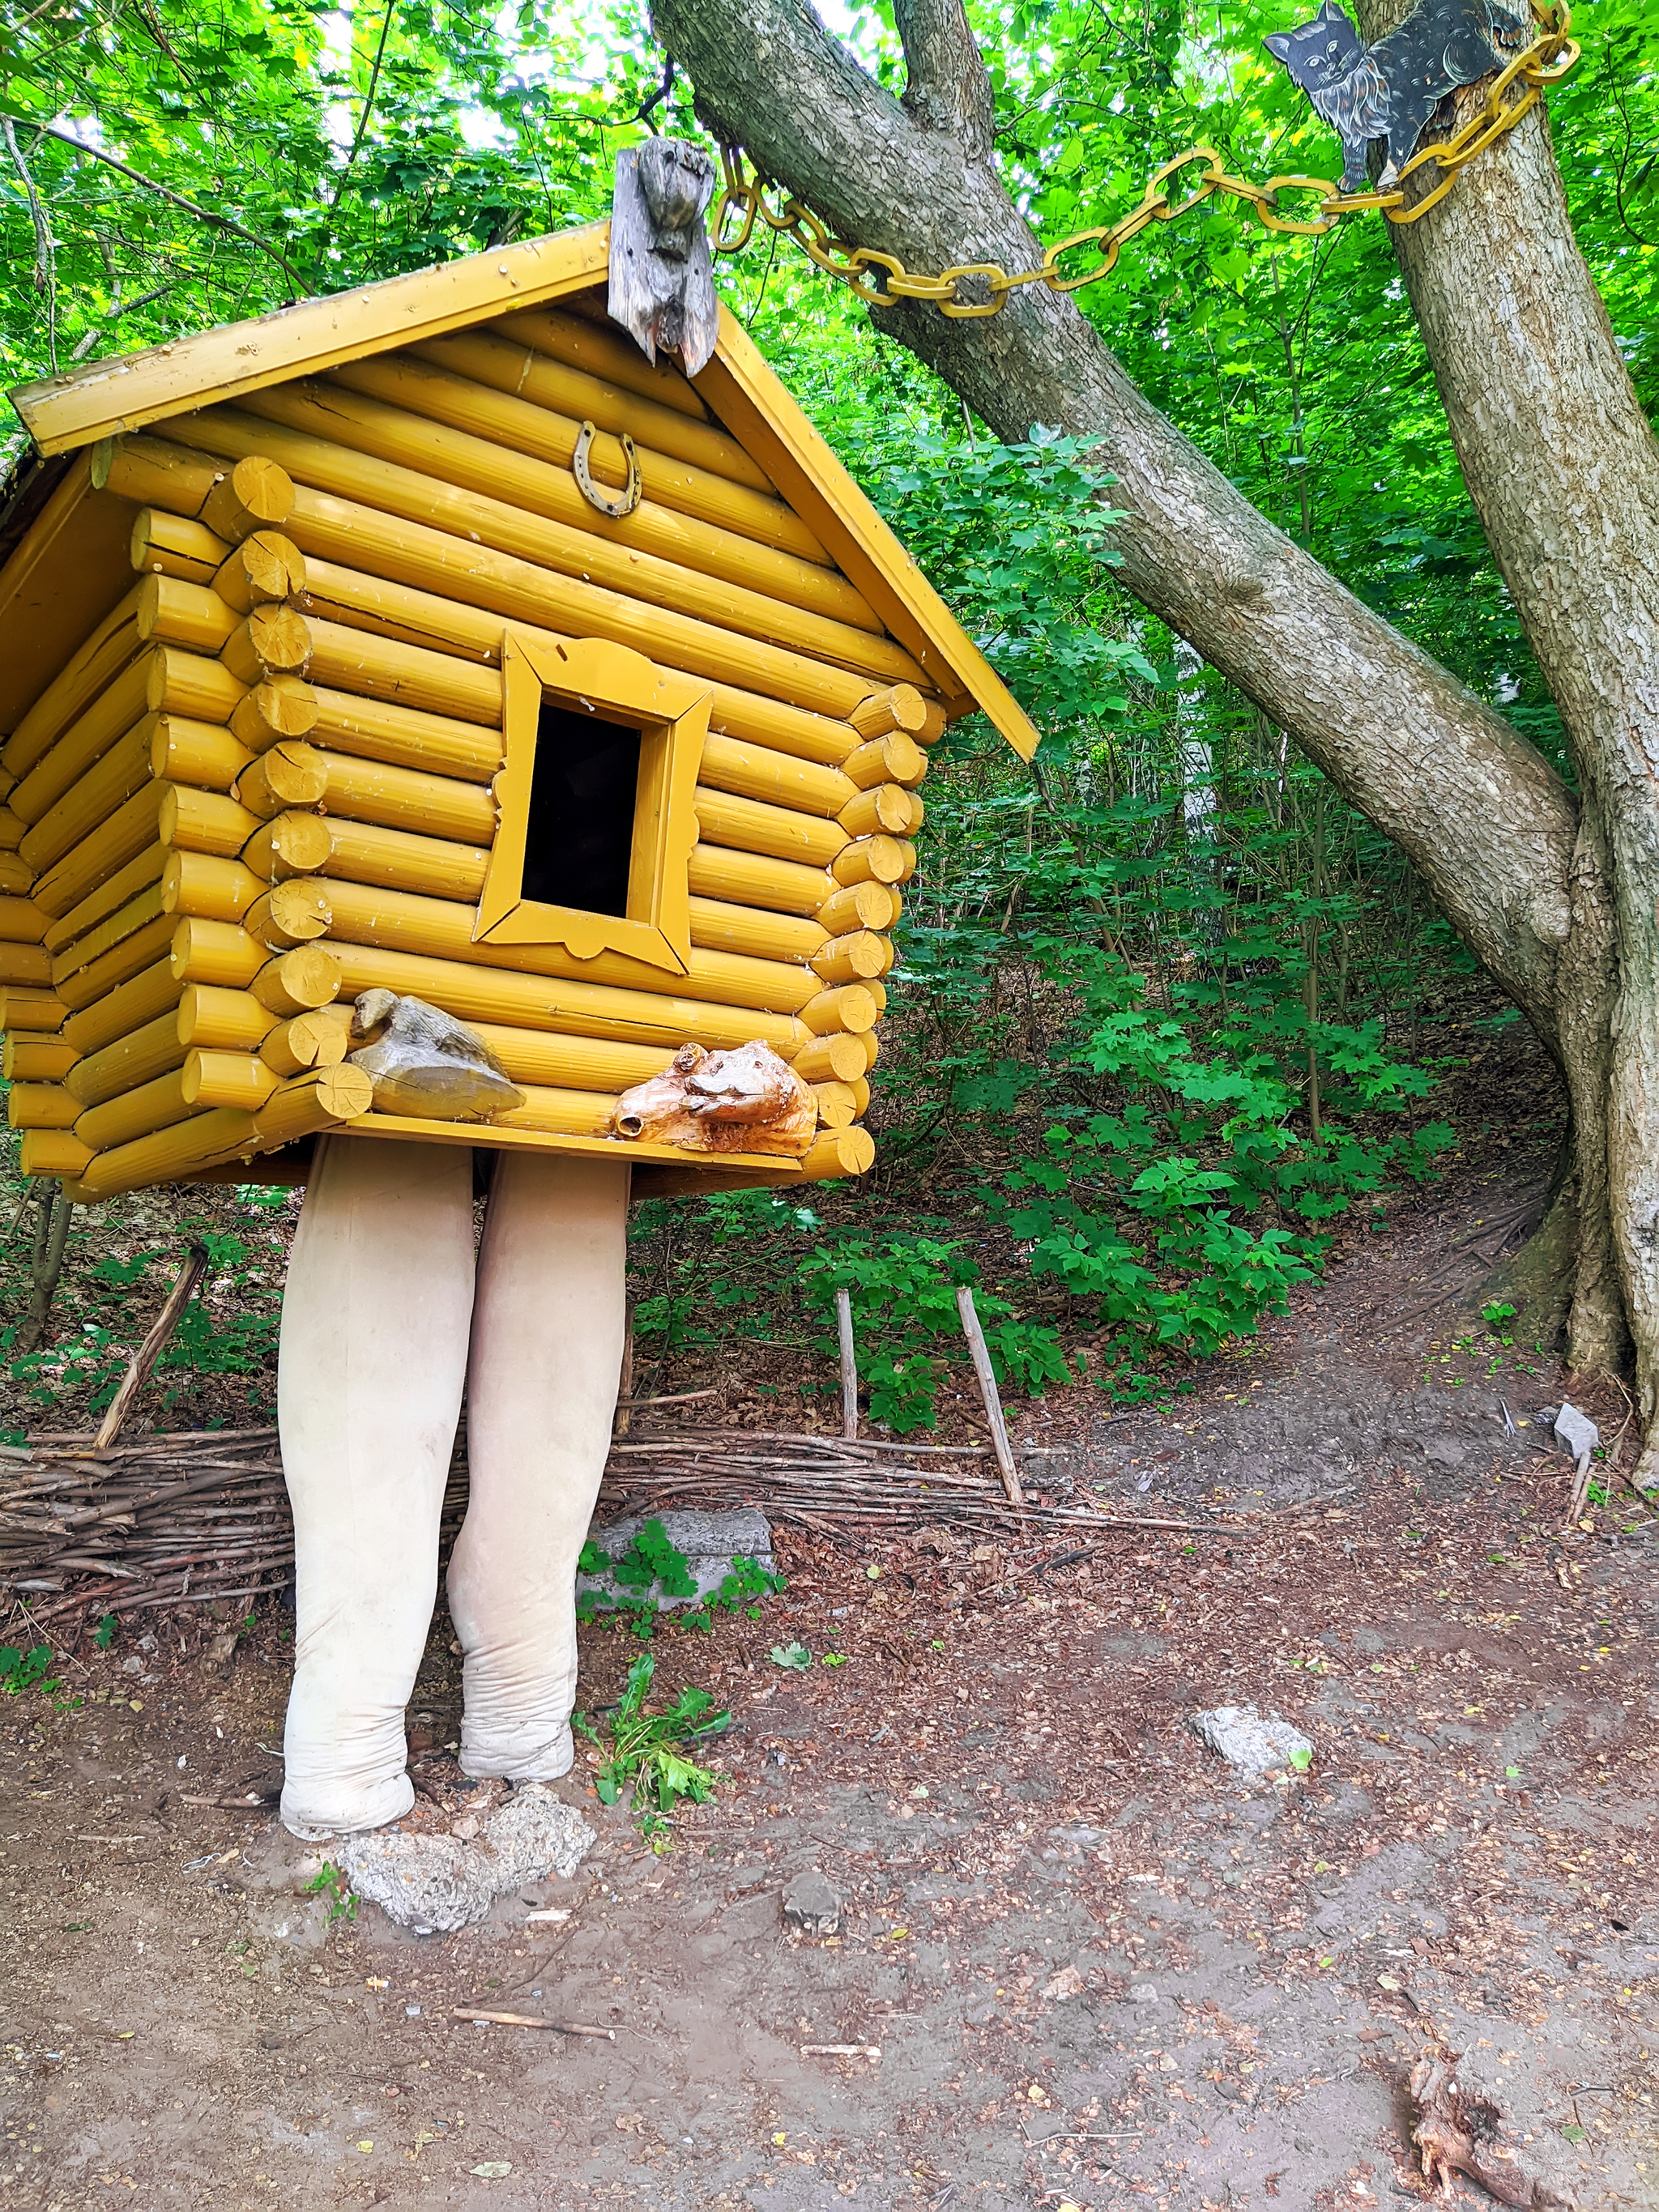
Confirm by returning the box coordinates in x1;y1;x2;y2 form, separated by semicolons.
710;2;1578;318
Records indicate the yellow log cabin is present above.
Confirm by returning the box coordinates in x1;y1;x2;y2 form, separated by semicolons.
0;219;1038;1206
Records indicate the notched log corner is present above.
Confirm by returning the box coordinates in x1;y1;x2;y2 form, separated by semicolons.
608;139;719;378
1410;2054;1577;2209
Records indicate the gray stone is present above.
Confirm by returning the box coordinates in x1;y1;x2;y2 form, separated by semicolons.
1190;1703;1314;1778
1553;1401;1600;1463
332;1784;593;1934
578;1507;774;1613
781;1868;842;1936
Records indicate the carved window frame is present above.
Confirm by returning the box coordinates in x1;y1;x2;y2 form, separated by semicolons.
476;633;709;974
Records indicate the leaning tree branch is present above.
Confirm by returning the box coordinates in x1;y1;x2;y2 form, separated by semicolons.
652;0;1578;1058
2;116;59;373
0;114;313;296
893;0;995;160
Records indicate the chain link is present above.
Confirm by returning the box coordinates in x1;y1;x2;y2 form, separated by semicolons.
710;2;1578;318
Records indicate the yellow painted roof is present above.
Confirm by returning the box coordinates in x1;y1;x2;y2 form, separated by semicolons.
8;219;1039;761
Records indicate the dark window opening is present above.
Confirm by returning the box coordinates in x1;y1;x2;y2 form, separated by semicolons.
520;699;641;917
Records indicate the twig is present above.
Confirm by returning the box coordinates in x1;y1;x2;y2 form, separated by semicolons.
1598;1372;1644;1505
617;1427;990;1458
323;0;397;216
616;1387;718;1408
95;1245;208;1451
450;2009;614;2037
17;1178;72;1353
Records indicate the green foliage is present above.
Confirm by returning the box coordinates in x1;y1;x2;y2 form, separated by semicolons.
991;898;1453;1365
0;1643;56;1696
573;1652;726;1849
303;1862;357;1922
576;1518;785;1637
801;1232;1069;1433
92;1613;117;1650
0;1197;288;1430
859;426;1152;736
629;725;1455;1426
582;1519;698;1601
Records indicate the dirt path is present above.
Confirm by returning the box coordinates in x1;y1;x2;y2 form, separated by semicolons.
3;1150;1657;2211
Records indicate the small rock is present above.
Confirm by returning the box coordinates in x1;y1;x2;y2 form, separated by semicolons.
1043;1964;1085;2001
332;1784;593;1933
203;1631;238;1669
781;1869;842;1937
1421;1436;1467;1469
1129;1980;1159;2001
1553;1401;1599;1462
1191;1703;1314;1777
120;1655;144;1677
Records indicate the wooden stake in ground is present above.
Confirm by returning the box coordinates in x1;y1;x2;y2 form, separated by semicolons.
836;1285;858;1441
956;1285;1023;1509
94;1242;209;1450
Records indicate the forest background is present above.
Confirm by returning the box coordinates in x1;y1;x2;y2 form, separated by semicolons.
0;0;1653;1438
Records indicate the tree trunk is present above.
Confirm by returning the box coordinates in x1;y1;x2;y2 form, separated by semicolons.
16;1180;72;1354
655;0;1658;1450
1347;2;1659;1426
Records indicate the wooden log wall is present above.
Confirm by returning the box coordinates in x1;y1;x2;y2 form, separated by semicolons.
0;300;944;1199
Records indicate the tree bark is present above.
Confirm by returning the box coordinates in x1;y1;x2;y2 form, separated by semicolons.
893;0;995;158
1346;2;1659;1416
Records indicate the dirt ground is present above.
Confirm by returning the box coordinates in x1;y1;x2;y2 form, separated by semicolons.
4;1046;1658;2210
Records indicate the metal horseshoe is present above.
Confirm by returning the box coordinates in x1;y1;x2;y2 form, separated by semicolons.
572;419;642;519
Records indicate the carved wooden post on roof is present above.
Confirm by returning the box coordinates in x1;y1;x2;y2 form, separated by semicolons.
608;139;720;379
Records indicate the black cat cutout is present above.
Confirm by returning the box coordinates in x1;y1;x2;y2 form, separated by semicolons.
1265;0;1531;191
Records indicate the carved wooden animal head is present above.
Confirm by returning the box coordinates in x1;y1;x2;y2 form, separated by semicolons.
636;138;714;262
612;1039;816;1157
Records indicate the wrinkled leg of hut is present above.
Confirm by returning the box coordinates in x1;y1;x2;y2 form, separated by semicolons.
448;1151;629;1782
277;1135;476;1839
